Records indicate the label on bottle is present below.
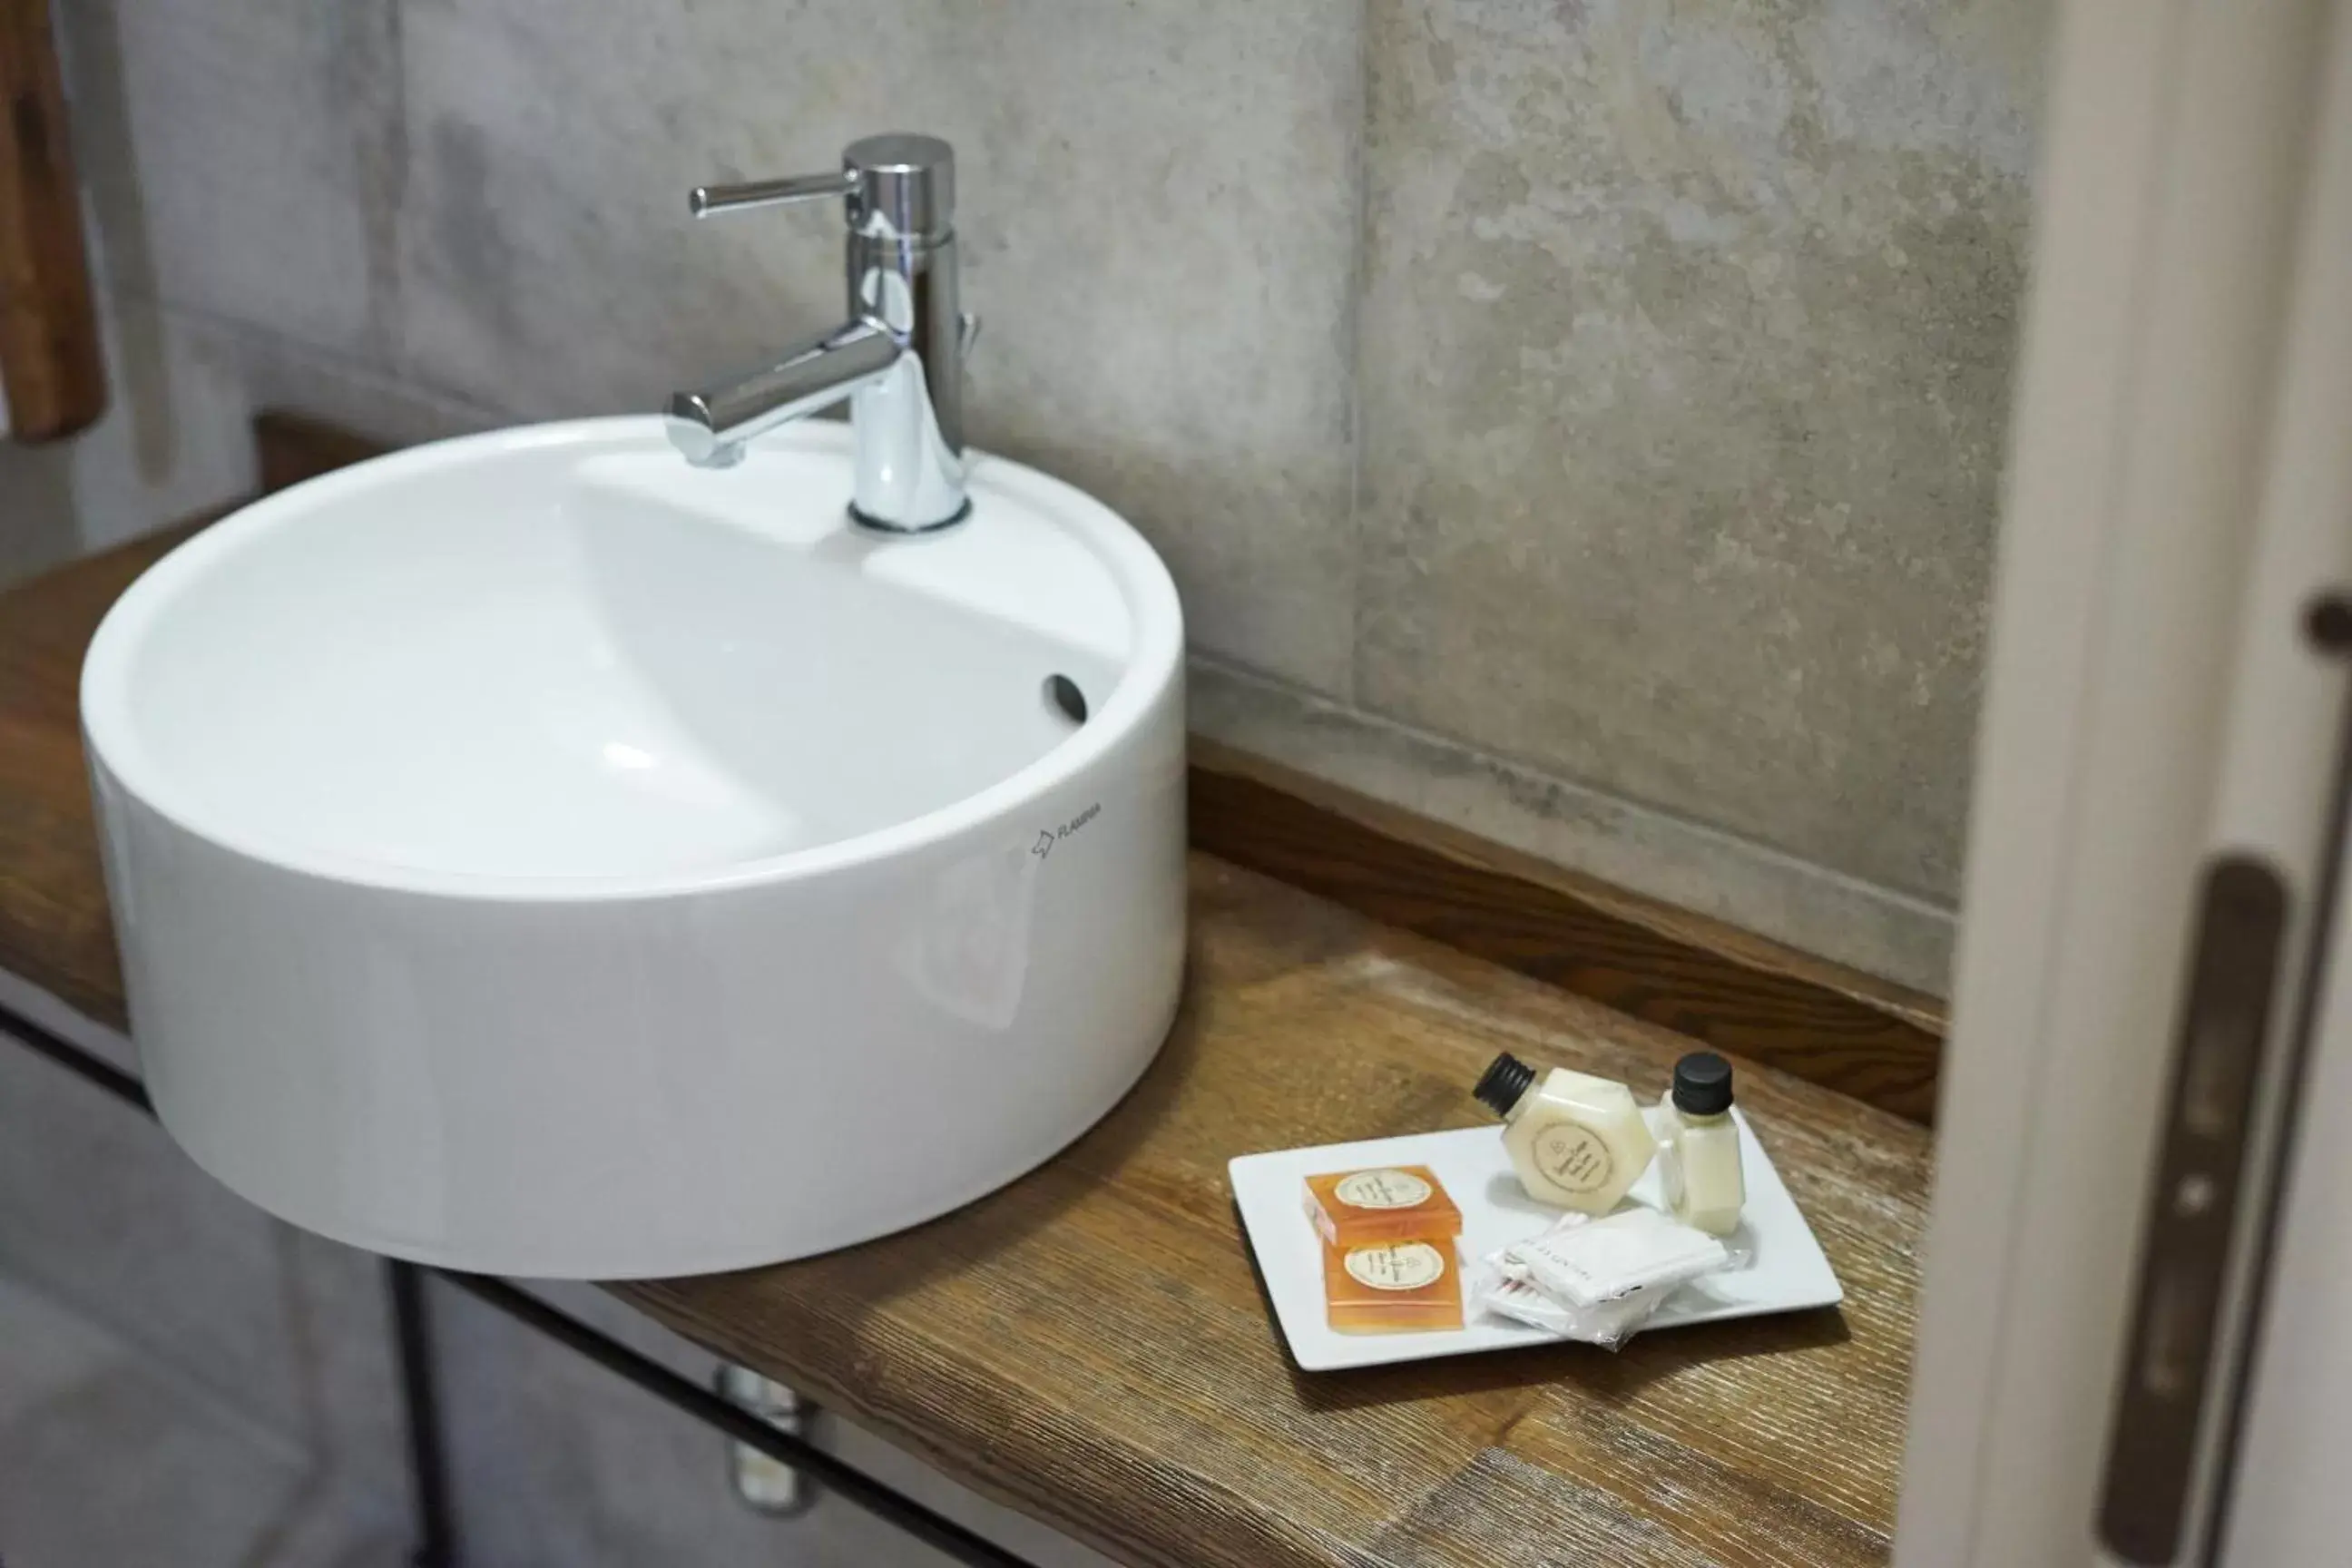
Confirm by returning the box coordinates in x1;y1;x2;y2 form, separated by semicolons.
1342;1241;1447;1291
1333;1169;1434;1210
1532;1122;1614;1194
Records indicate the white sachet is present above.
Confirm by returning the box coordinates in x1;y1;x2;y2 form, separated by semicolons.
1480;1210;1591;1286
1480;1273;1576;1332
1509;1205;1727;1308
1478;1272;1678;1349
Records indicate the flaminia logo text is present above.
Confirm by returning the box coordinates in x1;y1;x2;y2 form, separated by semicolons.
1032;803;1102;859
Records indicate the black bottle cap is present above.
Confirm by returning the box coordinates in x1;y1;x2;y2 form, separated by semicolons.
1672;1051;1734;1116
1473;1052;1537;1119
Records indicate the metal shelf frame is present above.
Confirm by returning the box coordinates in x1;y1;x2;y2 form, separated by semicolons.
0;1000;1036;1568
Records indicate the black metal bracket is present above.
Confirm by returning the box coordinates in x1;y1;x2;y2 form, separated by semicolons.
0;1001;1035;1568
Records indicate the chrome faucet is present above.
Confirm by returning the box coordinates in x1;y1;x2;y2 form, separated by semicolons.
665;132;975;532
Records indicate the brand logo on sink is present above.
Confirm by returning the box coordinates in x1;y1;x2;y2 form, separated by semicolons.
1032;803;1102;859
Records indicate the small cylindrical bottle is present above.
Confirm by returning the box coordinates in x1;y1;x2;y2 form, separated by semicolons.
1473;1052;1657;1214
1656;1051;1744;1236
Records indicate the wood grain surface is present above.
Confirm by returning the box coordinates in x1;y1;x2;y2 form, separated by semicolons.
0;426;1935;1565
1192;740;1947;1123
622;862;1930;1568
0;518;204;1026
0;0;104;441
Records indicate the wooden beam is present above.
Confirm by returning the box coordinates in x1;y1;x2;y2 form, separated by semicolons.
1189;740;1946;1122
0;0;105;443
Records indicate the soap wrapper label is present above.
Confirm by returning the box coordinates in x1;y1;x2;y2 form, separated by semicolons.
1509;1207;1727;1308
1333;1169;1434;1210
1342;1240;1448;1291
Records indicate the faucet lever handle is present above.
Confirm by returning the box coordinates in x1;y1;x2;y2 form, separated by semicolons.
688;172;858;220
686;135;956;241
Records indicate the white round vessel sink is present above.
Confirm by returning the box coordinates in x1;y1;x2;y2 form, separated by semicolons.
82;418;1186;1277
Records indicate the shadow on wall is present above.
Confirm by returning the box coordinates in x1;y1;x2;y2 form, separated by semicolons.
0;452;81;583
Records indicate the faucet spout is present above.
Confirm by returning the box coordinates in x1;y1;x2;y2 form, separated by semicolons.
666;318;898;468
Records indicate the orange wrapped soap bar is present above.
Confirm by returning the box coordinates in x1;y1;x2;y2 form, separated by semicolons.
1302;1164;1462;1248
1320;1238;1465;1335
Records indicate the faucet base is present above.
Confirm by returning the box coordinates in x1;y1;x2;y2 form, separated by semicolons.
849;496;972;534
844;348;967;531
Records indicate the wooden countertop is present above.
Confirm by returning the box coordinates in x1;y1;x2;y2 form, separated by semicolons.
0;524;1933;1567
0;521;206;1026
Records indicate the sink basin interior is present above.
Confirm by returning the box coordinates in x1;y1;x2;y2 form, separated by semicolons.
97;427;1140;883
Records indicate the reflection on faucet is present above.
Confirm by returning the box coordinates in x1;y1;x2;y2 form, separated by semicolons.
666;319;897;466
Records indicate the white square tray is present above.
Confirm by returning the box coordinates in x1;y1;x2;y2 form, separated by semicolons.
1230;1112;1843;1371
